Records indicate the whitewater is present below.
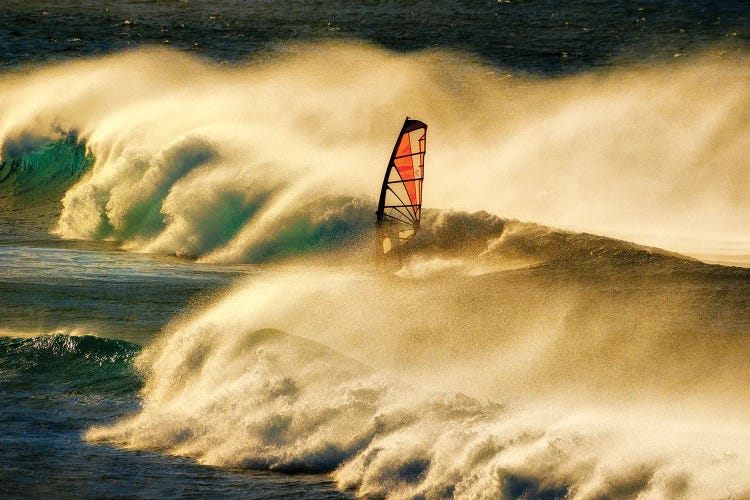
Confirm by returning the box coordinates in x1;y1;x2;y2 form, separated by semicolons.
1;10;750;499
1;44;749;261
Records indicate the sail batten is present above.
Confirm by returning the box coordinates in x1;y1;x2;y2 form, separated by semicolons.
376;117;427;255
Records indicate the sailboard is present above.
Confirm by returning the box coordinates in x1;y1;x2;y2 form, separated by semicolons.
376;117;427;255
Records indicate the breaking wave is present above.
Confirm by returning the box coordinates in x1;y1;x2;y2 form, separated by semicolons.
3;43;750;497
0;132;93;197
87;265;750;498
0;44;748;261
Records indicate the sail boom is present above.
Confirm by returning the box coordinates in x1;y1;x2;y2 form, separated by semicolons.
394;152;424;159
386;178;423;184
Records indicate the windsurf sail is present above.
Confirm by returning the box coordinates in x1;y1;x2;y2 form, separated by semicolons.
376;117;427;254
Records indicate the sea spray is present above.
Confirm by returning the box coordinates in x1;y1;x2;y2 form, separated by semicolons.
86;265;750;498
0;45;748;261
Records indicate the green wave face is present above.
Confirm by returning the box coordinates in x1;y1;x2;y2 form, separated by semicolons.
0;334;142;395
0;133;94;198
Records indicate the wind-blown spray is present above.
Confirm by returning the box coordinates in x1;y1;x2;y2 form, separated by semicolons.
0;44;748;262
87;261;750;498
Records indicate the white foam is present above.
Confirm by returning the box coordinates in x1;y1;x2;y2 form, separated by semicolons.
86;267;750;497
0;45;748;261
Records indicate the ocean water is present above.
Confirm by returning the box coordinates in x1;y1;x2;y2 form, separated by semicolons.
1;1;750;498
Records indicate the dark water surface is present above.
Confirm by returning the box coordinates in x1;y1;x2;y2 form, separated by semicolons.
1;0;747;74
0;335;349;499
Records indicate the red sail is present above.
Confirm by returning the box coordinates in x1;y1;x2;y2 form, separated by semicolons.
376;117;427;254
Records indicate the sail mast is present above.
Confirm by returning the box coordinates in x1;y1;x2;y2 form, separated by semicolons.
377;117;411;225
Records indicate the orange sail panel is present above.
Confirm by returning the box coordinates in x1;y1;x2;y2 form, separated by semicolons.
394;132;417;206
376;117;427;254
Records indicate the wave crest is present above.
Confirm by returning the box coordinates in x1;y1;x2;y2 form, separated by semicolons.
0;132;92;197
0;332;141;393
1;45;749;260
86;301;750;498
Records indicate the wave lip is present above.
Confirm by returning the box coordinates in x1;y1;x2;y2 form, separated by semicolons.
1;46;748;261
0;332;141;393
87;328;380;469
0;132;93;197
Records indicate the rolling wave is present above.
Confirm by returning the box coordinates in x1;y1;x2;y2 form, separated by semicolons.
0;44;748;262
86;269;750;497
0;132;92;197
2;39;750;500
0;332;141;393
404;210;719;276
